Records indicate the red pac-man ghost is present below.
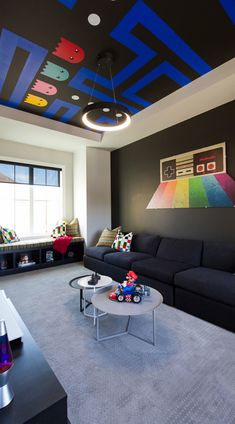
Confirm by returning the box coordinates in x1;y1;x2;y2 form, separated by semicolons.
52;37;85;63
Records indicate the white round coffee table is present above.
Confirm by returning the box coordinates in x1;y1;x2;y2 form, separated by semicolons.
92;284;163;346
77;275;113;322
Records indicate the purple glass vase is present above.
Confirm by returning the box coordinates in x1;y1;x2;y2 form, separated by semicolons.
0;321;13;374
0;320;14;408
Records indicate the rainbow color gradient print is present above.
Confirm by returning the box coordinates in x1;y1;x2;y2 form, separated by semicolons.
147;143;235;209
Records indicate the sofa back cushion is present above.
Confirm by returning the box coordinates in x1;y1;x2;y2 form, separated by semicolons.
202;241;235;272
131;234;161;256
157;237;202;266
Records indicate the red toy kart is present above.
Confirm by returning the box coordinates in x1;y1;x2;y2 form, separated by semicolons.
109;271;150;303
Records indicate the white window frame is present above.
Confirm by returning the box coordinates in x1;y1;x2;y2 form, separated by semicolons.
0;156;65;240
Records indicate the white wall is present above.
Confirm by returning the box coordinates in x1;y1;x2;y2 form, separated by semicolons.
0;138;74;220
87;147;111;246
73;146;111;246
73;146;87;241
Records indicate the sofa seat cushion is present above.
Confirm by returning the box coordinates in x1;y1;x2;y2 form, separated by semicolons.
85;246;116;261
175;267;235;307
104;252;151;269
157;237;202;266
132;258;192;285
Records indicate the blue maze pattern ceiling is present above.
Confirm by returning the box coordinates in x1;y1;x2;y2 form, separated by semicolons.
0;0;235;131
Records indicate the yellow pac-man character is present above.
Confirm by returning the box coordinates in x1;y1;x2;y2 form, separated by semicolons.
24;94;48;107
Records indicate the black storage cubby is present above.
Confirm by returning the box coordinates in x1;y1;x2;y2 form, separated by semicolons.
65;243;83;262
0;240;84;276
16;249;40;269
0;253;14;271
41;248;63;264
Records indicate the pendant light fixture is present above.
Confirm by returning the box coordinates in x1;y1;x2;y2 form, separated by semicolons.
82;51;131;132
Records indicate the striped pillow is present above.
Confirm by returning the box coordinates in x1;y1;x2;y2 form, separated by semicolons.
66;218;80;237
96;227;121;247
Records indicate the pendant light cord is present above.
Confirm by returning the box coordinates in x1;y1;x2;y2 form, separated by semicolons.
89;64;100;103
109;64;117;105
109;63;118;123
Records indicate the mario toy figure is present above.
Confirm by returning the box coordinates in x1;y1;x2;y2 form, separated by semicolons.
109;270;149;304
122;270;138;287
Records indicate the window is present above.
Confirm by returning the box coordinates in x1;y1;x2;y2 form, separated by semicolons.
0;163;14;182
0;161;62;237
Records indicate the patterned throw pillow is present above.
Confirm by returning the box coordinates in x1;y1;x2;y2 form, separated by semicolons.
96;227;121;247
0;227;3;244
112;230;133;252
65;218;80;237
51;222;66;238
1;227;20;244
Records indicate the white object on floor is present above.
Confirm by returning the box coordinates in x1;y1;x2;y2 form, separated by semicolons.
0;290;23;341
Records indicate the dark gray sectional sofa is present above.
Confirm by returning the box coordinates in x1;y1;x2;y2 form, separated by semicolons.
84;234;235;332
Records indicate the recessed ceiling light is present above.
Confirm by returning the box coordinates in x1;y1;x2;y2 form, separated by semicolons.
71;95;79;100
103;108;110;112
116;113;122;117
88;14;101;26
88;101;94;105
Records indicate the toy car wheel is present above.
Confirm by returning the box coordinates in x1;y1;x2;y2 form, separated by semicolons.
117;294;125;302
132;294;141;303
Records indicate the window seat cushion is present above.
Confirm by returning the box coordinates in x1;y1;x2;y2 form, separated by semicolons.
0;236;84;252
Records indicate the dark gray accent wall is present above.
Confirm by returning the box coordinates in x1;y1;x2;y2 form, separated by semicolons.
111;100;235;242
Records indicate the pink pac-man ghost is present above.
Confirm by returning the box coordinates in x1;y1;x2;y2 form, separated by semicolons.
24;94;48;107
31;80;57;96
52;37;85;63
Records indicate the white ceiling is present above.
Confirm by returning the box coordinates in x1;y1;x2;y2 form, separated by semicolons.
0;59;234;153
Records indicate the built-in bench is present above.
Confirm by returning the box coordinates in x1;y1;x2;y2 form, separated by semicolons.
0;236;84;276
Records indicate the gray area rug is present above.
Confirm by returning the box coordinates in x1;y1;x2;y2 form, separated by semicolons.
0;263;235;424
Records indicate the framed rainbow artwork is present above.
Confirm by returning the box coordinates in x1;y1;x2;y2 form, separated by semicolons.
147;143;235;209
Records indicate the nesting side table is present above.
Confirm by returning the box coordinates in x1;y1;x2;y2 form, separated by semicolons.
76;275;113;323
92;284;163;346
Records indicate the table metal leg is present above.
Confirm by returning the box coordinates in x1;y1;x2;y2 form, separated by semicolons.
153;309;156;346
96;309;157;346
96;312;99;340
96;314;129;342
80;289;83;312
93;307;107;325
80;288;92;313
82;287;107;323
93;288;97;325
83;287;89;317
126;315;131;332
127;309;156;346
93;307;97;326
